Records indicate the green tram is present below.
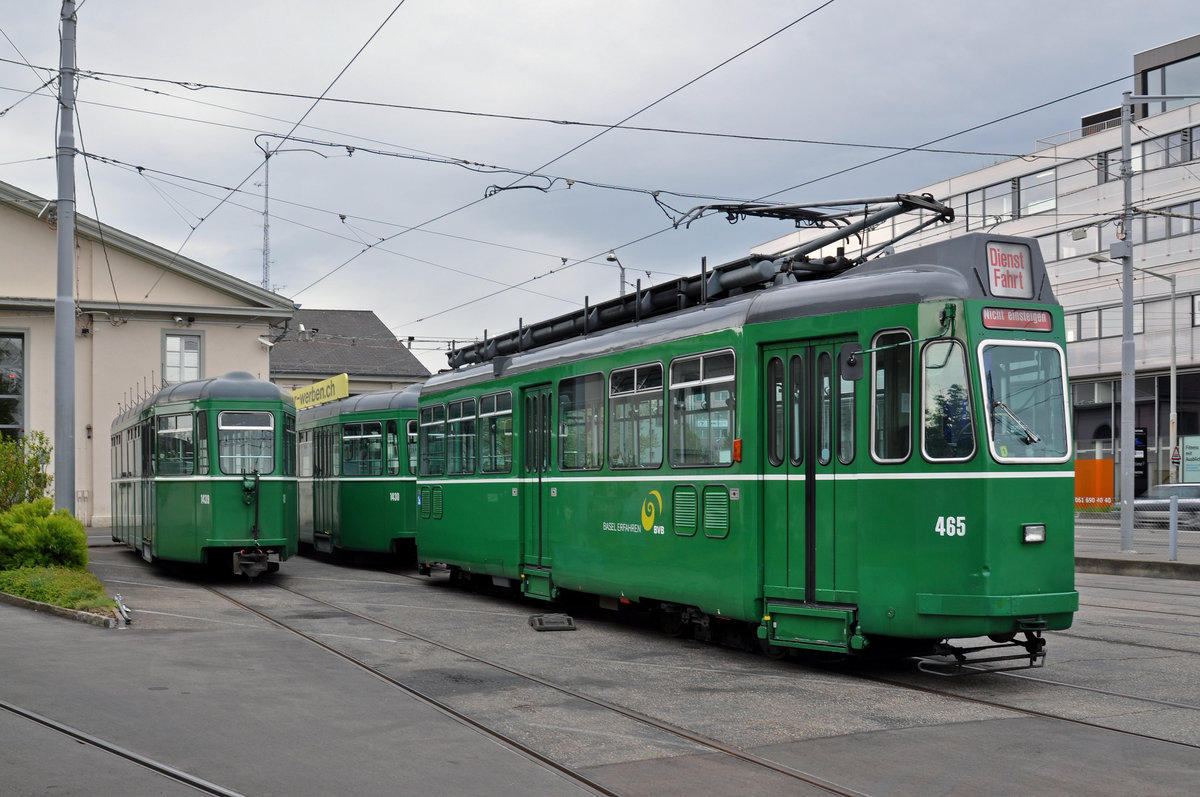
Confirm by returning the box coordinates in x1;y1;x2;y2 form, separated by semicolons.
297;384;422;556
415;230;1078;664
109;371;298;577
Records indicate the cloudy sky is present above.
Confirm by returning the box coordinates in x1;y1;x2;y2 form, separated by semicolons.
1;1;1195;371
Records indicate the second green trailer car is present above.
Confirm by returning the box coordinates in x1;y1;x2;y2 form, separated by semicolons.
297;384;422;556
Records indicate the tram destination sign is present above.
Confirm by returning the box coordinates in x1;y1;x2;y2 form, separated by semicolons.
981;306;1053;332
985;241;1033;299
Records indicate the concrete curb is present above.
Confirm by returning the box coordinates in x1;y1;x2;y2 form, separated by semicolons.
1076;557;1199;581
0;591;119;628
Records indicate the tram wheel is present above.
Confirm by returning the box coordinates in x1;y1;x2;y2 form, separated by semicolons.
659;610;690;638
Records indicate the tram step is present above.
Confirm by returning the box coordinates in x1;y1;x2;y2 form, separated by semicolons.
764;603;857;653
520;568;556;601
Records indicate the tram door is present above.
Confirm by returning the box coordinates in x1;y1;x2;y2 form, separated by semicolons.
762;341;853;603
521;385;554;570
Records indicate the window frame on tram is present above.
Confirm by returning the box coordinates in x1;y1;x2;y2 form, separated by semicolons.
920;339;977;463
870;329;913;465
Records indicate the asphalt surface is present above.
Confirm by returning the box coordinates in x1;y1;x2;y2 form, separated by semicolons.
0;523;1196;796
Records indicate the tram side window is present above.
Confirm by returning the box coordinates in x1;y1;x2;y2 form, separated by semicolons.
871;330;912;463
922;341;976;461
447;399;477;475
298;429;313;478
419;405;446;477
385;420;401;476
217;411;274;475
609;363;663;469
838;356;855;465
817;352;833;465
140;421;153;476
156;413;194;475
282;414;296;476
560;374;604;470
669;350;735;467
406;419;419;475
479;391;513;474
196;411;209;475
343;421;382;476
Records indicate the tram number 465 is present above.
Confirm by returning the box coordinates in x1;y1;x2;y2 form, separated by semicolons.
934;516;967;537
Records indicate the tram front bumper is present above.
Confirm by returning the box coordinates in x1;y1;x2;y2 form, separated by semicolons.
915;591;1079;617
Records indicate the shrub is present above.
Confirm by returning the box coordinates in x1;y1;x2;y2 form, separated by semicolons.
0;431;53;512
0;498;88;571
0;566;114;612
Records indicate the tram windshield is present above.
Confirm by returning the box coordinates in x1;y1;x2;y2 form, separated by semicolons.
979;342;1070;462
217;411;275;474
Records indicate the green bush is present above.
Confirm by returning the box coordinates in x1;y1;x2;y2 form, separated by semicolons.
0;498;88;571
0;431;53;512
0;566;113;612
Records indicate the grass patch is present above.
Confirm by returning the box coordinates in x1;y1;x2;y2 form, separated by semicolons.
0;566;116;614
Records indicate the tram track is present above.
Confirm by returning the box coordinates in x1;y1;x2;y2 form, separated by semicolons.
401;570;1200;750
853;668;1200;751
211;574;1200;792
207;581;872;797
0;698;246;796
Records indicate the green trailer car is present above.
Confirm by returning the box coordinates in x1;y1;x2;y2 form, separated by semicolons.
297;384;422;556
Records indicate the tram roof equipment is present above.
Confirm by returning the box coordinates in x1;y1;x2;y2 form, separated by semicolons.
447;194;954;370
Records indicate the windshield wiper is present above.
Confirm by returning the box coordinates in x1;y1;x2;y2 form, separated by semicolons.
992;400;1041;445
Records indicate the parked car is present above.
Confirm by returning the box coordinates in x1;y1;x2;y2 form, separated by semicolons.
1134;483;1200;530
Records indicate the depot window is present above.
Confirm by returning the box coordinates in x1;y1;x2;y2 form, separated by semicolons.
669;350;735;467
1;332;25;441
217;411;274;475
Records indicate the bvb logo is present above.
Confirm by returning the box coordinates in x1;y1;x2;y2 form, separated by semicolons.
641;490;663;532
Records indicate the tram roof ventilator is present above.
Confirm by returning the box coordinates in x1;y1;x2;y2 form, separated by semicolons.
447;194;953;371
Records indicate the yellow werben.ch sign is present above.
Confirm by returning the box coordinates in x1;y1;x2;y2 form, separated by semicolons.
292;373;349;410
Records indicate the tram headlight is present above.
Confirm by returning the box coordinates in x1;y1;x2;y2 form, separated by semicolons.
1022;524;1046;544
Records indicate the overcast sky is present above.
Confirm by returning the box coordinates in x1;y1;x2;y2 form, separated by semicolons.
2;1;1196;372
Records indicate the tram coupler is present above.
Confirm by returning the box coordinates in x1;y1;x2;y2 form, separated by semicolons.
916;631;1046;676
233;548;279;579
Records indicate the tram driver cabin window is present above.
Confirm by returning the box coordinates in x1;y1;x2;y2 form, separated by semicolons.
669;351;735;467
871;330;912;462
217;411;274;475
342;421;383;476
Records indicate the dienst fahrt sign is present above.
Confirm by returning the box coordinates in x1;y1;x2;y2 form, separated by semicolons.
986;241;1033;299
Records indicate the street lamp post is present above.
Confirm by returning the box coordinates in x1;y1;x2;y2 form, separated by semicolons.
606;252;627;298
1114;91;1200;550
1090;254;1177;485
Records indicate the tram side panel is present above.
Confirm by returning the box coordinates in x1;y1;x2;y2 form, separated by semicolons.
545;475;763;622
